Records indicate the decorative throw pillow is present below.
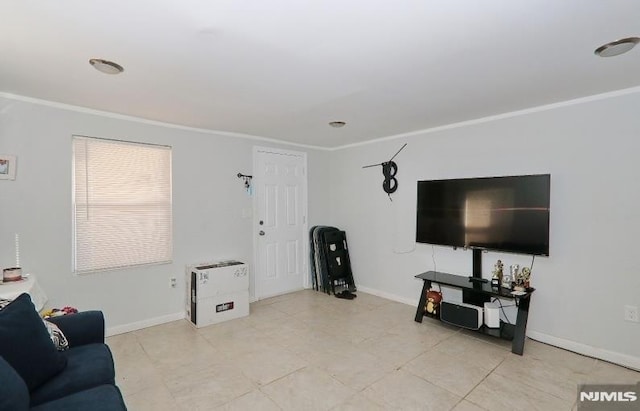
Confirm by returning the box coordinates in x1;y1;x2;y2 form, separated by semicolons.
0;293;67;391
43;320;69;351
0;298;69;351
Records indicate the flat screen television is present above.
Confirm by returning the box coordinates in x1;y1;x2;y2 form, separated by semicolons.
416;174;550;256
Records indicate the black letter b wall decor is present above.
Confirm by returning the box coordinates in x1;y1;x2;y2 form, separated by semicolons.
382;161;398;194
362;143;406;200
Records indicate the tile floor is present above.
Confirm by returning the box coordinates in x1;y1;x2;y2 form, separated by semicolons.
107;290;640;411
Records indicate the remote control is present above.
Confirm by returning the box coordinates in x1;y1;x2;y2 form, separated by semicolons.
468;277;488;283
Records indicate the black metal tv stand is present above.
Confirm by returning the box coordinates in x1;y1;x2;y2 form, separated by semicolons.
414;271;534;355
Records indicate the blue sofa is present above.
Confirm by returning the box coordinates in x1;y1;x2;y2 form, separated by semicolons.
0;293;127;411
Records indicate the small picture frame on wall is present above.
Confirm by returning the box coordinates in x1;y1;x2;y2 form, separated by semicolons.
0;155;17;180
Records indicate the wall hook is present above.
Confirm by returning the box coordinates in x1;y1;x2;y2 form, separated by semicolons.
237;173;253;193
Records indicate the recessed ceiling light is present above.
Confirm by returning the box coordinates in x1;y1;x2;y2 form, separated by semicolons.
594;37;640;57
329;121;346;128
89;58;124;74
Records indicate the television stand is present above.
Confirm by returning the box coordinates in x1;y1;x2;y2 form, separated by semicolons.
414;271;534;355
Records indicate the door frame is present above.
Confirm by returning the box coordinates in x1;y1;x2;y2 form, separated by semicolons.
252;146;309;301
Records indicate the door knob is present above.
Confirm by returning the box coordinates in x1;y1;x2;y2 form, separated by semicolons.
259;230;265;236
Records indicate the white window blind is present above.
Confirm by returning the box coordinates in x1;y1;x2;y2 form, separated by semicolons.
73;136;172;273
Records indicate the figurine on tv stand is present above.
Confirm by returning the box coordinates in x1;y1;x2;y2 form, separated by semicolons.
499;262;513;289
514;267;531;291
491;260;503;288
521;267;531;288
501;273;512;289
425;289;442;317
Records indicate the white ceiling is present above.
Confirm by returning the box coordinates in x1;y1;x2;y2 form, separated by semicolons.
2;1;640;149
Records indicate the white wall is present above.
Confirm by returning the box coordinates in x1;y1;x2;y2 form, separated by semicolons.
328;90;640;368
2;89;639;369
0;95;329;333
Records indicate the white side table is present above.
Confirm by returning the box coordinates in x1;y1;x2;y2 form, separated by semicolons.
0;274;47;311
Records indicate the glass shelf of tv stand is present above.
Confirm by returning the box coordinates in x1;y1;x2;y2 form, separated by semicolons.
415;271;535;299
477;321;515;340
424;310;516;340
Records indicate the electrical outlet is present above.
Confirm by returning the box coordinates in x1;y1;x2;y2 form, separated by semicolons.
170;277;177;288
624;305;639;322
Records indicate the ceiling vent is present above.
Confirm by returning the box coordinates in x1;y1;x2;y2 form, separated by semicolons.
89;59;124;74
594;37;640;57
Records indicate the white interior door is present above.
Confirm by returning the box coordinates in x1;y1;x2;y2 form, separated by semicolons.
254;147;307;299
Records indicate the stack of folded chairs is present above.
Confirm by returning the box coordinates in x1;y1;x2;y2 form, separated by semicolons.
309;226;357;299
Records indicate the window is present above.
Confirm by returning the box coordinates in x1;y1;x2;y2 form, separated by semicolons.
72;136;172;273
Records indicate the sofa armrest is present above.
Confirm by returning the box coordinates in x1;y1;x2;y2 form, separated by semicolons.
47;311;105;347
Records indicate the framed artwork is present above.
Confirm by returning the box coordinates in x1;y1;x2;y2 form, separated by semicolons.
0;155;17;180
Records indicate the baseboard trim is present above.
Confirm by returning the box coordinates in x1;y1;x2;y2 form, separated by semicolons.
527;331;640;372
106;312;185;337
355;284;418;307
